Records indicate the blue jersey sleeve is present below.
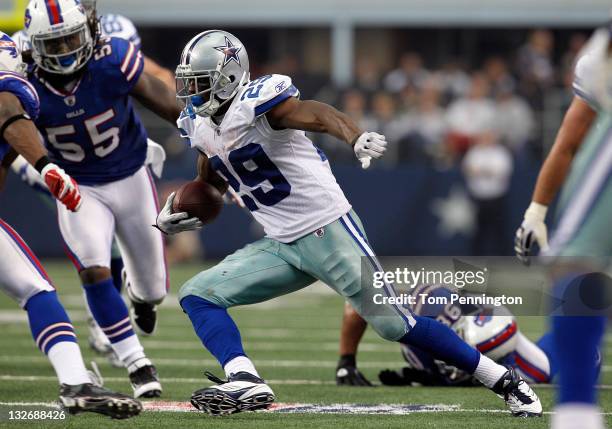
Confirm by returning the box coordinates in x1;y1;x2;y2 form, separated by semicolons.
0;72;40;119
94;37;144;96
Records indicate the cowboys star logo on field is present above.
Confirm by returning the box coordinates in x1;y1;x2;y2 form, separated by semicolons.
213;36;242;66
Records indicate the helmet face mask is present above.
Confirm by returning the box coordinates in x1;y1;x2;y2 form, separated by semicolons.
26;0;93;75
176;30;250;117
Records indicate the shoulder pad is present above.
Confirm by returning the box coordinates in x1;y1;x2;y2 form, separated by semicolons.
573;28;610;110
94;37;144;88
241;74;299;117
573;53;599;108
0;72;40;120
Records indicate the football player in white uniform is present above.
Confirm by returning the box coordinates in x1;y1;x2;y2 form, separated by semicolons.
11;0;172;365
156;30;542;417
515;24;612;429
0;32;141;418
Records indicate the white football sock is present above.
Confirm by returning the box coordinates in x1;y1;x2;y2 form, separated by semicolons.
47;342;91;385
111;335;145;367
552;404;604;429
224;356;260;378
473;354;508;388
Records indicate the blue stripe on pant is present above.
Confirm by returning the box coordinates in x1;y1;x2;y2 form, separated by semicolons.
338;213;416;329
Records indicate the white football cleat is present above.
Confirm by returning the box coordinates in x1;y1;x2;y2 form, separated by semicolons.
492;367;542;417
191;371;275;415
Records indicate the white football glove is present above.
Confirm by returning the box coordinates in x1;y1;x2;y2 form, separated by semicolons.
515;202;549;265
155;192;203;235
353;132;387;169
145;139;166;178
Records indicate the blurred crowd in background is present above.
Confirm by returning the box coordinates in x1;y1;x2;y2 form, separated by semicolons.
308;29;585;168
150;28;587;170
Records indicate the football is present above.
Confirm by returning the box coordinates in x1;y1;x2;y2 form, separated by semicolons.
172;180;224;224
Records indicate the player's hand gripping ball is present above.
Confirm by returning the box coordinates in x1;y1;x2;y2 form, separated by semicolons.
155;181;223;235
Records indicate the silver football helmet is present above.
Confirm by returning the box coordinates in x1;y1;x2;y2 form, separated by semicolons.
176;30;250;117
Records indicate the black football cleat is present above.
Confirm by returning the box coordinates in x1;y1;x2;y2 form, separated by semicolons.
130;300;157;336
129;364;162;398
190;371;275;416
58;383;142;419
336;365;373;386
492;367;542;417
126;283;157;336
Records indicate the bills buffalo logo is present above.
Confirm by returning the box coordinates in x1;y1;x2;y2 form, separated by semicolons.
25;8;32;29
0;41;18;59
474;314;492;327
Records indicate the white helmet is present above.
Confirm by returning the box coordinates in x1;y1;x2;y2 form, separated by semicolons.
458;311;518;361
25;0;93;75
0;32;25;75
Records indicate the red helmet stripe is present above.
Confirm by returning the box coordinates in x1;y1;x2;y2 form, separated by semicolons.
45;0;64;25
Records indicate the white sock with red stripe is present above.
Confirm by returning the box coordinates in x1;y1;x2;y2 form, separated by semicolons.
47;342;91;386
473;354;508;388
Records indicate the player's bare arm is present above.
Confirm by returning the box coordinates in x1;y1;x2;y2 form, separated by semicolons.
0;92;46;166
0;92;81;211
131;70;182;124
267;97;361;144
143;56;176;89
532;96;596;206
267;96;388;169
515;96;597;264
196;152;228;195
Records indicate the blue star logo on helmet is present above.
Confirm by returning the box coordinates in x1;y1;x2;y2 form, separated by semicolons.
213;36;242;67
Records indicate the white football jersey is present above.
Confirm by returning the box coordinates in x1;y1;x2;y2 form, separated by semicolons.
573;27;610;110
12;13;141;51
177;74;352;243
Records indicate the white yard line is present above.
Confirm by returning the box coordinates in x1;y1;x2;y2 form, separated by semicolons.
0;401;611;416
0;355;611;371
2;375;612;390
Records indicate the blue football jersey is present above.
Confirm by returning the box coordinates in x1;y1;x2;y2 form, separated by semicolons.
28;37;147;184
0;72;40;163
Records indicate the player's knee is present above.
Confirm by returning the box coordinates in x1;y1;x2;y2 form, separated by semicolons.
179;276;227;308
368;316;409;342
79;266;112;285
321;250;361;297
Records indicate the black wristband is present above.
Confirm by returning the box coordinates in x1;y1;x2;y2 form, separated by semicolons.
0;113;31;140
350;133;362;147
34;156;51;173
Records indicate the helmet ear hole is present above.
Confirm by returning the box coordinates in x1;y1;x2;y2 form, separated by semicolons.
229;75;236;82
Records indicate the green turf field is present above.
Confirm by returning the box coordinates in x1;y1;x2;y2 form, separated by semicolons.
0;261;610;428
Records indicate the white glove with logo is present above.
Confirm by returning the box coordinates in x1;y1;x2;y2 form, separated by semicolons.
515;202;549;265
353;132;387;169
155;192;203;235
